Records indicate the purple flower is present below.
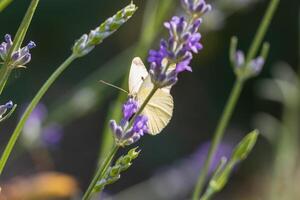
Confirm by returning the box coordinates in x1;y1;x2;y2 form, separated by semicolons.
122;98;138;121
234;50;245;68
110;96;149;146
193;142;233;174
0;100;14;118
110;0;211;146
249;57;264;74
176;52;193;73
5;100;13;109
22;103;47;134
26;103;47;123
133;115;148;136
22;103;48;147
110;114;149;146
0;34;36;68
148;46;168;67
164;16;187;38
110;120;123;139
232;49;265;79
42;123;63;147
181;0;212;16
184;32;203;53
147;0;211;88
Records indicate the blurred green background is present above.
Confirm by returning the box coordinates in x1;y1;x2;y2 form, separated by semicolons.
0;0;298;199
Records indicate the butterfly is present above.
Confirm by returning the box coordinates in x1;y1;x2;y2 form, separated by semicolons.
128;57;174;135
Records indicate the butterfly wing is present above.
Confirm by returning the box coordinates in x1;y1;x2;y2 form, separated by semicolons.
137;76;174;135
128;57;149;95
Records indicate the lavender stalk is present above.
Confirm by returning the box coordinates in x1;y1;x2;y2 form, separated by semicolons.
200;131;259;200
192;0;280;199
0;3;137;176
83;0;212;198
0;0;40;94
98;0;175;164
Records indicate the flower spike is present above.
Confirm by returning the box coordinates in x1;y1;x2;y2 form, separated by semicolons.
147;0;211;88
72;3;137;57
0;34;36;68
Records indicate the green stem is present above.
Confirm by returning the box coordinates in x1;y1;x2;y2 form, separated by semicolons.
0;0;40;94
192;79;244;200
245;0;279;63
83;87;158;199
192;0;280;199
97;0;174;163
199;190;214;200
9;0;40;54
82;145;119;200
0;54;77;174
0;0;13;12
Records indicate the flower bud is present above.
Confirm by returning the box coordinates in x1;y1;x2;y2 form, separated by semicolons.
72;3;137;57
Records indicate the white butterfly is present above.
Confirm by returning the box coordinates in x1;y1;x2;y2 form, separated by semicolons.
129;57;174;135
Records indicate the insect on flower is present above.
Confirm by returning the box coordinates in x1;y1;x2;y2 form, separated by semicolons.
128;57;174;135
105;0;211;146
104;57;174;146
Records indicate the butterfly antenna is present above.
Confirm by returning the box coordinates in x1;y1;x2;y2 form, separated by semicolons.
99;80;129;94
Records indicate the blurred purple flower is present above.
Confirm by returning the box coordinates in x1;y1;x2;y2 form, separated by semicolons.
22;103;48;147
42;123;63;147
234;50;245;68
233;49;265;78
192;141;233;173
28;104;47;122
22;103;63;148
23;103;47;131
112;141;233;200
249;56;264;74
152;141;233;199
181;0;212;16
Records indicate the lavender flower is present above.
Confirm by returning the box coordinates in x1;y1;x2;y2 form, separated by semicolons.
147;0;211;88
122;98;138;121
249;56;265;75
232;49;265;79
109;0;211;146
181;0;212;17
0;100;14;118
133;115;148;136
21;103;64;148
0;34;36;68
110;98;149;146
234;50;245;68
